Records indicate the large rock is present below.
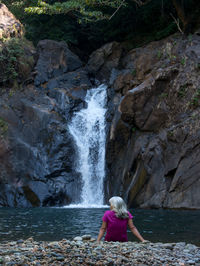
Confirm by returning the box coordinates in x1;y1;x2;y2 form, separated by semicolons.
87;42;123;82
0;39;91;207
35;40;83;86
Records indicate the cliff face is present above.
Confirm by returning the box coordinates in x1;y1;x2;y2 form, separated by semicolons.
1;5;200;208
88;34;200;209
0;38;91;206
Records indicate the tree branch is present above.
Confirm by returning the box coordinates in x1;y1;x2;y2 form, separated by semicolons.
170;13;184;34
109;0;125;20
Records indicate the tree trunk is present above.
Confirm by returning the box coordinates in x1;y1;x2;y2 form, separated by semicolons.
171;0;188;30
172;0;200;34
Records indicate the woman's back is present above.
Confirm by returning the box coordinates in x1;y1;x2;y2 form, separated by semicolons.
103;210;133;242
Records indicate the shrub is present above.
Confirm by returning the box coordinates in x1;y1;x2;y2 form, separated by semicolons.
0;38;24;84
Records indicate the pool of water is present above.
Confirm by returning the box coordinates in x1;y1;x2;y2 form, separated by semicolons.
0;208;199;246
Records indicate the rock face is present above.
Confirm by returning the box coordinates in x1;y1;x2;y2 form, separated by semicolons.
100;33;200;209
1;5;200;209
0;39;91;206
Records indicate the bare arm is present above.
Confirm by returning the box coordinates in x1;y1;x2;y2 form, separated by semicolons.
128;219;145;242
97;221;107;242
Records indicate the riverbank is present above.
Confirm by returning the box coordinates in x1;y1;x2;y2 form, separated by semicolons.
0;236;200;265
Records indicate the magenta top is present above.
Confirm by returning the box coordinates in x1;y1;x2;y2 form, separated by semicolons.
102;210;133;242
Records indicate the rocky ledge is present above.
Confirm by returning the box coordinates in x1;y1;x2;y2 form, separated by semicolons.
0;236;200;265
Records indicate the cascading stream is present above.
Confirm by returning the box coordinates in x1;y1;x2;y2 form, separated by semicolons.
68;84;107;207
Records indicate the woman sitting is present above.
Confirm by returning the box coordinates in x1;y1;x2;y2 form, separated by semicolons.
97;196;145;242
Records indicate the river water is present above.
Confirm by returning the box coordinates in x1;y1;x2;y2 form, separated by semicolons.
0;208;199;246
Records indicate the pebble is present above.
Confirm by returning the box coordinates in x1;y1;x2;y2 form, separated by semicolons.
0;237;199;265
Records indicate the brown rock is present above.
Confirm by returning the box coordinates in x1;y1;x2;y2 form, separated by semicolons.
106;33;200;209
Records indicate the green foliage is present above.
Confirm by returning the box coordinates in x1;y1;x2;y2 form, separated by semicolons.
132;127;136;133
178;85;187;97
0;38;25;84
24;0;124;22
157;50;162;59
2;0;177;56
0;117;8;136
190;89;200;107
131;69;136;76
159;92;168;98
181;57;186;66
167;130;174;138
188;34;193;41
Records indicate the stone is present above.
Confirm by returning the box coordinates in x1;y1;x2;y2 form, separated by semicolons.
82;235;91;240
187;260;196;265
73;237;83;241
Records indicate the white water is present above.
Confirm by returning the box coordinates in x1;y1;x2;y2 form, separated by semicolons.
67;84;107;208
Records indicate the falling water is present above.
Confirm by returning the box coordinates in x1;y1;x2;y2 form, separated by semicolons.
68;84;107;207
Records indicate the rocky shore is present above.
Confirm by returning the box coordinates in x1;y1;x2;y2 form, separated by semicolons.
0;236;200;265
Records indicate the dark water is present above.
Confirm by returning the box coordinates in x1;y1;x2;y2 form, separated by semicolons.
0;208;200;246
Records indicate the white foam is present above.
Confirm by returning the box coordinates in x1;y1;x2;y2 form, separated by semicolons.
68;84;107;206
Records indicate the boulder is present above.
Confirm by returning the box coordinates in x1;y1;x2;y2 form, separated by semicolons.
35;40;83;86
0;4;23;39
87;42;123;82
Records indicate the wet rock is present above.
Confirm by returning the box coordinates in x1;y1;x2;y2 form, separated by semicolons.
73;237;83;241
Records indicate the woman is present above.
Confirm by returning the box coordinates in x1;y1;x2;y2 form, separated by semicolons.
97;196;145;242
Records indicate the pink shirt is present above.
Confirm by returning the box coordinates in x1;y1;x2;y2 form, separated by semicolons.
102;210;133;242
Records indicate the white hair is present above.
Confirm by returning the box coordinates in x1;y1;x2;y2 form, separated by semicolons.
109;196;129;219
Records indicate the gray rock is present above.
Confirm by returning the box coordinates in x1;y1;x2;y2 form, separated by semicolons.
105;34;200;209
82;235;91;240
73;237;83;241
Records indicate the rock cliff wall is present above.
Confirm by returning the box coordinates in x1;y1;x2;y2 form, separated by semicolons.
88;34;200;209
0;38;91;206
1;5;200;208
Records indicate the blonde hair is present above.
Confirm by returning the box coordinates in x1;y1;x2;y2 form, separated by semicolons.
109;196;129;219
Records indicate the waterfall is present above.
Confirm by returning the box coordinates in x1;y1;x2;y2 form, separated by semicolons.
68;84;107;207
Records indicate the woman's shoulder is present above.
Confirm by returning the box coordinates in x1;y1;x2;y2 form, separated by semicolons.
127;211;133;219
